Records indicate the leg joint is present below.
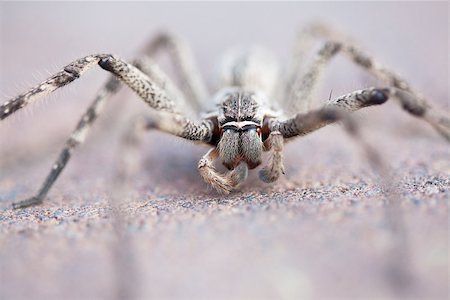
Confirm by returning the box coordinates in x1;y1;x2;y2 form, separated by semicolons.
63;66;81;78
98;55;117;73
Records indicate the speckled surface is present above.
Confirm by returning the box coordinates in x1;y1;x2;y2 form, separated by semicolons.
0;2;449;300
1;124;448;299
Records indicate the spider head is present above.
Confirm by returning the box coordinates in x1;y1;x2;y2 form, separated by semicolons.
214;88;266;170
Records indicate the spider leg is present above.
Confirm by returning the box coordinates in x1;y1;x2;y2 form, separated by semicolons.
115;113;198;181
116;113;249;195
133;56;193;117
258;131;285;183
5;55;212;209
285;41;341;113
197;148;248;194
11;77;120;209
0;54;172;119
261;87;388;181
284;22;375;112
284;23;450;141
274;87;390;138
144;32;209;112
284;23;336;107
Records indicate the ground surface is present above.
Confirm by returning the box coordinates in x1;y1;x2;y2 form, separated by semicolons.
1;127;449;299
0;2;449;300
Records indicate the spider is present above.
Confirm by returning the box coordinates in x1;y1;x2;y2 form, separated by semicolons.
1;23;449;209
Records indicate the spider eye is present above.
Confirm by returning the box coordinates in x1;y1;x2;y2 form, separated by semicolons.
221;125;239;133
242;124;261;137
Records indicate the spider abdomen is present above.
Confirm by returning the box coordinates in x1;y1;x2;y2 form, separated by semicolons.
216;46;279;97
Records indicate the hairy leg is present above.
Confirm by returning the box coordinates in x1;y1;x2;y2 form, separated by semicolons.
260;87;385;183
273;87;390;138
12;77;120;208
285;41;341;113
284;23;450;141
279;85;449;142
117;111;218;180
144;32;209;112
287;28;417;290
2;54;212;208
0;54;179;119
259;131;285;183
198;148;248;194
284;23;341;110
133;56;194;117
12;110;211;209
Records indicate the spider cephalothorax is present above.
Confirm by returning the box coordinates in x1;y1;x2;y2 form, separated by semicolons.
1;24;448;208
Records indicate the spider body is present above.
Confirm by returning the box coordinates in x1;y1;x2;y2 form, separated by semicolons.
211;88;269;171
204;47;282;171
1;24;449;209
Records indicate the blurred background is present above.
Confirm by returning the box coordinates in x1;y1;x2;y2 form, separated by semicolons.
0;2;448;299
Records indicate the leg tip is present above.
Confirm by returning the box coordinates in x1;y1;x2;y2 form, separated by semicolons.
369;88;389;105
12;197;42;209
259;168;279;183
229;163;248;187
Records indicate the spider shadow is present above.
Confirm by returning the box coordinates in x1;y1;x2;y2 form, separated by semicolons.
137;134;210;195
136;134;287;200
